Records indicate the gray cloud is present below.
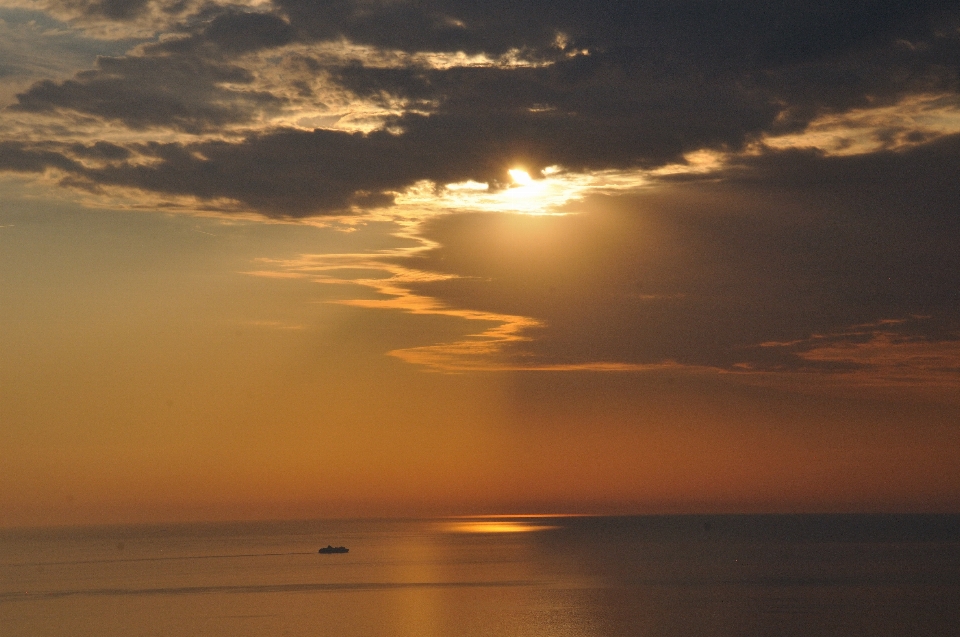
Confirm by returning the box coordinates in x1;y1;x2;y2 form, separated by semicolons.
5;4;296;133
67;140;132;159
276;0;953;59
0;130;458;215
0;141;84;173
149;9;296;55
47;0;956;63
10;53;283;132
2;0;959;219
62;0;152;20
321;0;959;169
93;130;422;214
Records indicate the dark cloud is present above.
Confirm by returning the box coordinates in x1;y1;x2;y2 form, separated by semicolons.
6;5;297;133
50;0;958;64
68;140;132;160
306;0;959;190
10;53;282;132
321;0;959;166
3;0;960;219
61;0;151;21
0;117;687;216
0;106;752;215
8;116;960;228
335;56;779;172
0;141;83;173
275;0;952;59
203;11;294;52
394;135;960;371
149;10;296;55
96;130;423;214
0;129;467;215
276;0;544;56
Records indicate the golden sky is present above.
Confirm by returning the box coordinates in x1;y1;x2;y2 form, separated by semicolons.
2;0;960;526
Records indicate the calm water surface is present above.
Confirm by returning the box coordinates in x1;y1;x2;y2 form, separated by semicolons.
2;515;959;637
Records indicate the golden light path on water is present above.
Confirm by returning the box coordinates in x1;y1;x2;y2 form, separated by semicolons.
440;517;566;534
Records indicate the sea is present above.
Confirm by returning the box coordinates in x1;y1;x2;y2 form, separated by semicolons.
2;515;959;637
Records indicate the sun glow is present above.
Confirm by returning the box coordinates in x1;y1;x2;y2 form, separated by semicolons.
508;168;534;185
445;180;489;191
387;167;649;219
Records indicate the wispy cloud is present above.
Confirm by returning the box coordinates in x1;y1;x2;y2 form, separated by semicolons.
249;245;545;371
245;217;698;372
261;248;701;373
760;94;960;156
754;318;960;391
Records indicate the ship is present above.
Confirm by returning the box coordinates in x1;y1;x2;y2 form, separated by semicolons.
318;545;349;554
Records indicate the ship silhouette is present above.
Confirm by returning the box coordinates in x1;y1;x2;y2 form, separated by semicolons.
318;545;349;554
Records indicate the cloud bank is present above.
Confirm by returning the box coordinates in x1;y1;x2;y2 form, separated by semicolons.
1;0;958;216
2;0;959;385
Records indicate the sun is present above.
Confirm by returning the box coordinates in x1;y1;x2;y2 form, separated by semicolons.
418;165;590;216
508;168;534;185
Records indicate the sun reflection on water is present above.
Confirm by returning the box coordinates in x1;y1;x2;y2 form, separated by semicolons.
441;519;562;534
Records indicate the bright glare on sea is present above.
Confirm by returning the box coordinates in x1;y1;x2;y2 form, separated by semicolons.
2;515;959;637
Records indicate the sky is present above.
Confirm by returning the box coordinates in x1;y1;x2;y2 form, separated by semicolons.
1;0;960;527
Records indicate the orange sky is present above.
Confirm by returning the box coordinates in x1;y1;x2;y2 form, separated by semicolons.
2;1;960;527
2;190;958;527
